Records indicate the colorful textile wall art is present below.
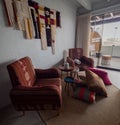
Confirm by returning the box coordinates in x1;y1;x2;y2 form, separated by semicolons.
3;0;61;54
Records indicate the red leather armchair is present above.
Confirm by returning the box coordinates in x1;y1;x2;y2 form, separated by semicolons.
67;48;94;69
7;56;62;114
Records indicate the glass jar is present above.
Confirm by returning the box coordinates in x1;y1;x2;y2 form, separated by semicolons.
64;62;69;69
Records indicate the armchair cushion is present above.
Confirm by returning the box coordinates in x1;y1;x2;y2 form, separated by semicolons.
9;57;36;87
35;68;61;79
11;84;61;95
36;78;61;87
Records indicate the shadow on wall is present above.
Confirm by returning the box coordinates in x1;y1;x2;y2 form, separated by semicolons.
0;0;8;26
52;59;64;67
0;59;16;109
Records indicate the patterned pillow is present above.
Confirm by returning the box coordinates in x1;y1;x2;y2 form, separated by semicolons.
88;67;112;85
74;59;81;65
73;87;96;103
85;69;107;97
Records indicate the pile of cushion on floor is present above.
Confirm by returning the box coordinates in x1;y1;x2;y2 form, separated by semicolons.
67;68;112;103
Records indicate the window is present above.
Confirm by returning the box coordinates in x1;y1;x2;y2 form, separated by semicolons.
91;10;120;46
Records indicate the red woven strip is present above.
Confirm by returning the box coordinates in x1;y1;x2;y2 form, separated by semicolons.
33;4;38;9
89;92;95;102
50;11;54;14
40;15;54;25
40;15;45;19
50;19;54;25
79;88;85;99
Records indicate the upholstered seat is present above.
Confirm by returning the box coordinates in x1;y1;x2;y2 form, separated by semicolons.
7;56;62;114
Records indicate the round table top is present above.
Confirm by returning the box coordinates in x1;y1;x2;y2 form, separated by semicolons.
64;77;74;83
59;65;74;72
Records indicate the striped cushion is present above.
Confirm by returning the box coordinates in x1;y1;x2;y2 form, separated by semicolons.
74;87;95;103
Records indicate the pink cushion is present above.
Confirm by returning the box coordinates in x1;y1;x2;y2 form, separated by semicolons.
88;68;112;85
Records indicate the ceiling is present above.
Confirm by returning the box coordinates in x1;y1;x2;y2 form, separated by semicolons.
73;0;120;12
71;0;120;23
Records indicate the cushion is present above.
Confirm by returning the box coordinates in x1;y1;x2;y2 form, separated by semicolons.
85;69;107;97
73;87;95;103
74;59;81;65
74;78;87;87
11;57;36;87
88;67;112;85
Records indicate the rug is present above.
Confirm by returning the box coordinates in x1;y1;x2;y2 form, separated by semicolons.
41;82;120;125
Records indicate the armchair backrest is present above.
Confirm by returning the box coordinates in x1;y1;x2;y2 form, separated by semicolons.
7;57;36;87
69;48;83;60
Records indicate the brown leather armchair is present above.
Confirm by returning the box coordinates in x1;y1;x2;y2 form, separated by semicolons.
7;56;62;114
67;48;94;69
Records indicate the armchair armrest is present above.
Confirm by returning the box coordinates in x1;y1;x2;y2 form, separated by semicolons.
80;56;94;67
35;68;61;79
67;57;75;67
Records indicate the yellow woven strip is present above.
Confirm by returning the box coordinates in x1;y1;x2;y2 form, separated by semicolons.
38;6;44;11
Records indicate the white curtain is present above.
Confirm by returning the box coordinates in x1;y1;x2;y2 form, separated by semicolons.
75;13;91;56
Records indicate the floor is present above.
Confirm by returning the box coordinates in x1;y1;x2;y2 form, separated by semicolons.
0;105;46;125
105;69;120;89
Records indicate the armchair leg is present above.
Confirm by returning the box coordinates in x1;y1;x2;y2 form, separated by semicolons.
52;105;60;116
36;111;47;125
22;111;25;116
57;109;60;116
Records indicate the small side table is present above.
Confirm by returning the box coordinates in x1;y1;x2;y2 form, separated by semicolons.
59;65;74;78
64;77;74;95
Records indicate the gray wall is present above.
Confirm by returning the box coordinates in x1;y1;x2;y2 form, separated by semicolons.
0;0;77;108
